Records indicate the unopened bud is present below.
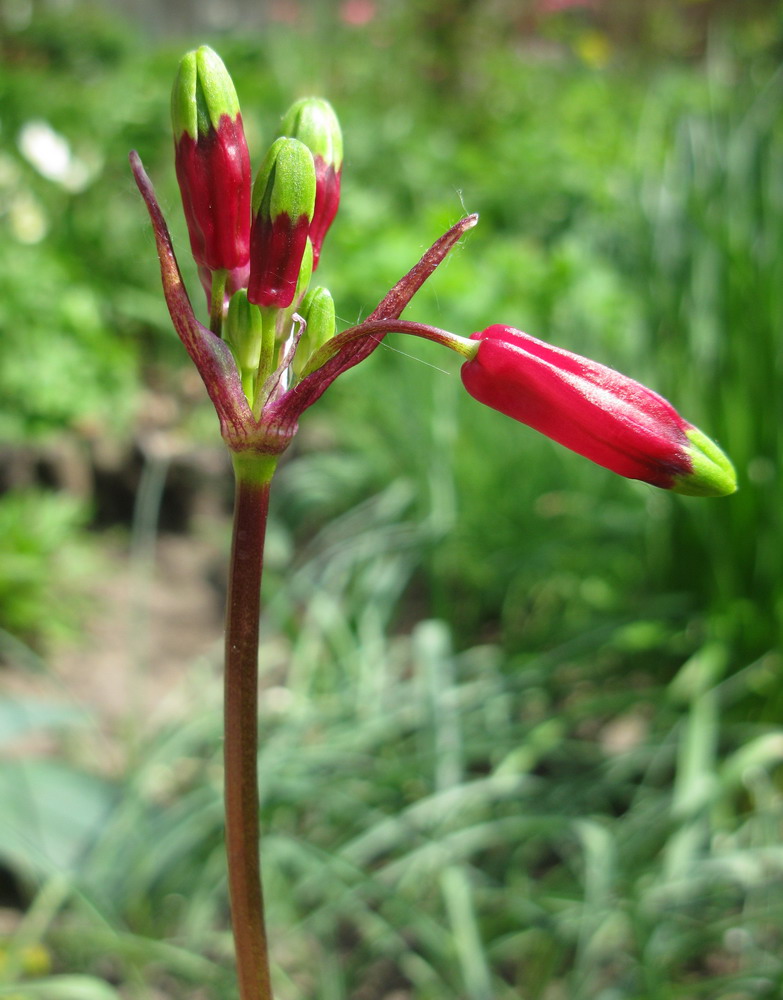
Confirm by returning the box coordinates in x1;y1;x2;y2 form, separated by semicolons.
280;98;342;267
171;46;251;272
247;137;316;308
294;285;336;377
225;289;264;373
460;326;736;497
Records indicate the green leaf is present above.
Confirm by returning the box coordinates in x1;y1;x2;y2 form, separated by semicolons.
0;976;121;999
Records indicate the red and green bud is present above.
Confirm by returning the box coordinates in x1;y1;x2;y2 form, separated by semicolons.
247;137;316;309
171;46;251;273
279;98;342;268
461;326;736;497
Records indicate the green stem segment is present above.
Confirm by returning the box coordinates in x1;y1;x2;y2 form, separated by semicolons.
210;269;229;336
252;308;279;414
224;452;278;1000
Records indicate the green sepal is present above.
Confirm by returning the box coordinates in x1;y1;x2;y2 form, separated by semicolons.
251;137;316;224
673;427;737;497
280;98;343;169
171;45;241;140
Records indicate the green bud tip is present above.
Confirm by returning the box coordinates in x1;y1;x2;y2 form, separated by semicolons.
673;427;737;498
280;98;343;169
171;45;241;140
251;137;317;223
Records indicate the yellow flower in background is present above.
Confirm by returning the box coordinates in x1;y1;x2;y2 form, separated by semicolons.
576;29;611;68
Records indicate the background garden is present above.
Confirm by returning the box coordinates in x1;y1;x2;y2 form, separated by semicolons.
0;0;781;997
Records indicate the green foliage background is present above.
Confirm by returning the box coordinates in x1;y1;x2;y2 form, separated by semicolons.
0;1;781;998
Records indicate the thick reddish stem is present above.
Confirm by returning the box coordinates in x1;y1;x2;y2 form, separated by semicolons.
224;454;277;1000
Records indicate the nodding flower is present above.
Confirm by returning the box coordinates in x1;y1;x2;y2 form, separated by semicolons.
460;326;736;497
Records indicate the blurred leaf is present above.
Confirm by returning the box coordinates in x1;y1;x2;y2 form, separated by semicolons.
0;759;116;876
0;697;85;747
0;976;121;999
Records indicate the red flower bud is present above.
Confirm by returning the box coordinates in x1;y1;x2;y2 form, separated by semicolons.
171;46;251;272
247;138;316;309
461;326;736;496
279;98;343;268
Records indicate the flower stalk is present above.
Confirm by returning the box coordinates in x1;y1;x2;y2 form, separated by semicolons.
209;268;228;335
129;138;476;1000
224;453;277;1000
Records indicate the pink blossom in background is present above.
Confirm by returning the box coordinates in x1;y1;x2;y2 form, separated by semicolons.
339;0;377;27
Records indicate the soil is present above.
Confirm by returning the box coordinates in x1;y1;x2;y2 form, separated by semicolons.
2;416;234;754
51;531;227;723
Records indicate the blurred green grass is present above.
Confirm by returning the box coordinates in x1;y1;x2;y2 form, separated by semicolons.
0;2;781;998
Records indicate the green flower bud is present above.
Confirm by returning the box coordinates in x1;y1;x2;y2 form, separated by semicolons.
225;289;264;374
300;286;336;352
293;285;336;378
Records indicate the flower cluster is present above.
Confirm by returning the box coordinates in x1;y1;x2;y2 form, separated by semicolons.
132;45;735;499
171;46;341;411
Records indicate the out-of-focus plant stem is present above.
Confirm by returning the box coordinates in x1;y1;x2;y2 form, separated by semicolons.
210;269;228;336
224;452;278;1000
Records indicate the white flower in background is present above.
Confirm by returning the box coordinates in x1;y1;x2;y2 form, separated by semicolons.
17;119;93;192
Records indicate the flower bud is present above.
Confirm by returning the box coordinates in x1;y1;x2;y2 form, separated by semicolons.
293;285;336;377
247;137;316;309
460;326;736;497
280;98;343;268
225;289;264;374
171;46;251;272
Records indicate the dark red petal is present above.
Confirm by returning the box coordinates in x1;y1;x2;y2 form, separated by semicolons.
310;159;341;268
247;213;311;308
174;113;251;272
